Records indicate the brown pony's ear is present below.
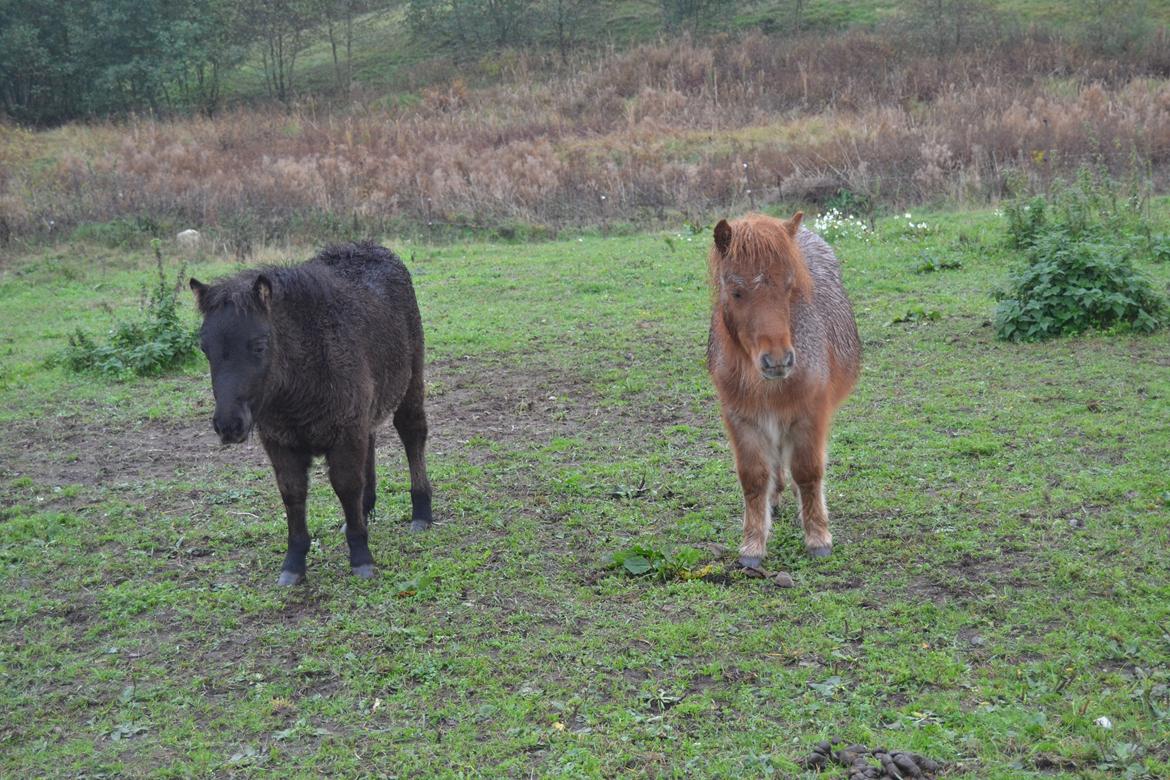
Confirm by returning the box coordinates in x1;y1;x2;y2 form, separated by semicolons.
785;212;804;237
253;274;272;310
189;278;208;309
713;219;732;255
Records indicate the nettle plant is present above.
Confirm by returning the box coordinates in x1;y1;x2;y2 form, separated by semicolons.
995;172;1167;342
59;242;199;378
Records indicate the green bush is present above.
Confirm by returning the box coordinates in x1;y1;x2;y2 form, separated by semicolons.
1149;233;1170;264
58;242;198;378
995;170;1166;342
994;230;1165;342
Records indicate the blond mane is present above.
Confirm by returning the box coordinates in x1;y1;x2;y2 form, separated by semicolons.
708;213;813;302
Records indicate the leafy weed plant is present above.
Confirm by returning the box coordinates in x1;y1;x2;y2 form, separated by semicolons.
914;251;963;274
56;241;198;378
607;544;713;582
996;170;1166;341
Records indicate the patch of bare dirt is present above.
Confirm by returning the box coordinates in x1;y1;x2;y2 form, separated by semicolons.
0;406;268;489
424;356;710;461
1;355;713;492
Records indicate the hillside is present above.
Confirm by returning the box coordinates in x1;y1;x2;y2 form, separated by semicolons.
2;0;1170;246
223;0;1170;104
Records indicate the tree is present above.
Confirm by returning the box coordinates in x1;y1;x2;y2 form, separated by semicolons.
323;0;379;97
543;0;591;64
658;0;736;34
239;0;321;104
407;0;536;53
0;0;250;123
172;0;251;115
901;0;998;55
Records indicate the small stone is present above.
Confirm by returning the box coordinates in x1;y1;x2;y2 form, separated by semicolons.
176;228;201;251
771;571;795;588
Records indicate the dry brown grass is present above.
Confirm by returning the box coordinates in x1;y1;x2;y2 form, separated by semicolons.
3;29;1170;244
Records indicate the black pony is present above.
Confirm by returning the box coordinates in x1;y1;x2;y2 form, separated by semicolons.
190;242;433;585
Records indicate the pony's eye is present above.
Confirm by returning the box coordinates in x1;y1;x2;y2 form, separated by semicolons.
250;338;268;355
732;290;743;299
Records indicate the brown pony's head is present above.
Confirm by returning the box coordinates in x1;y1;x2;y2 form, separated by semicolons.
710;212;812;381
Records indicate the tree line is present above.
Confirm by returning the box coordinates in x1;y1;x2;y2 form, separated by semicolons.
1;0;1148;126
0;0;384;124
0;0;759;124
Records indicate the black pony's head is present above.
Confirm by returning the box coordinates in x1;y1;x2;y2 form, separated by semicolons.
189;274;274;444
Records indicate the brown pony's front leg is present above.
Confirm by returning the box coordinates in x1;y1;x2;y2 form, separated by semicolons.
790;415;833;557
725;413;774;569
326;432;376;578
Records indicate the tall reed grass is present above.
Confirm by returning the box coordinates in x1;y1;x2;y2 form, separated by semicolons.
3;29;1169;245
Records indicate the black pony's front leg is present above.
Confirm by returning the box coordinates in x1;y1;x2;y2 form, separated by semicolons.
327;433;376;578
263;439;313;586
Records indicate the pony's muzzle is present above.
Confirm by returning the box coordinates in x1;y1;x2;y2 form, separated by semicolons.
759;349;796;380
213;404;253;445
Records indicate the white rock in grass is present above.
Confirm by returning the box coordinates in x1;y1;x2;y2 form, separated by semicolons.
177;229;201;251
1095;716;1113;729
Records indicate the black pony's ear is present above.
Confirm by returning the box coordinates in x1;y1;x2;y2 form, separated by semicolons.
713;219;732;255
189;278;208;309
253;274;272;310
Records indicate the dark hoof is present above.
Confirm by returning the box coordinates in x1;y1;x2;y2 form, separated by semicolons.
737;555;763;570
277;570;305;587
806;545;833;558
352;563;377;579
409;519;431;533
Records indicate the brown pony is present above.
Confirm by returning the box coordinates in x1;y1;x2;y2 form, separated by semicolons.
706;212;861;567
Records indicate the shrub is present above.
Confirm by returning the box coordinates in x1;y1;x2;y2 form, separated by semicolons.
994;228;1165;342
1004;195;1049;250
58;242;198;378
996;169;1166;341
1149;233;1170;264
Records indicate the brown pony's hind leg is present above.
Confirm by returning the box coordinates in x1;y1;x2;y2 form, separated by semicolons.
769;464;785;513
791;418;833;557
725;414;774;569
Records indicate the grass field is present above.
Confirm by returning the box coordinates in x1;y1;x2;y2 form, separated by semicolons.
2;206;1169;777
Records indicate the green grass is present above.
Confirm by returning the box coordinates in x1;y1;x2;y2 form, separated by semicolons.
2;206;1169;777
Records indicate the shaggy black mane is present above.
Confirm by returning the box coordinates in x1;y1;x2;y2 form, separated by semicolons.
196;242;401;315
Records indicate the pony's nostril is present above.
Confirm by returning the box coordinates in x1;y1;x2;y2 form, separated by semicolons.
783;350;796;368
760;353;775;370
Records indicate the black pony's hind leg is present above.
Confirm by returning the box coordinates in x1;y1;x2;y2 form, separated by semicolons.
363;432;377;520
394;381;433;532
327;432;377;579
